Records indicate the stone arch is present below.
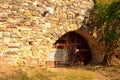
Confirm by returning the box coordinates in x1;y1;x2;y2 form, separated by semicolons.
47;30;105;67
75;30;105;64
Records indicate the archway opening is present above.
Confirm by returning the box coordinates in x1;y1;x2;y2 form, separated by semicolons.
47;31;92;67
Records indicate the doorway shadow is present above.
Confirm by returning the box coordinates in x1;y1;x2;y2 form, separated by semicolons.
52;31;92;67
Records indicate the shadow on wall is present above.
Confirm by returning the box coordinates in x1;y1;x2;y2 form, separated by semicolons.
46;31;92;67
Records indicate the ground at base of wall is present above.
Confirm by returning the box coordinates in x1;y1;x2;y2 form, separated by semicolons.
0;63;120;80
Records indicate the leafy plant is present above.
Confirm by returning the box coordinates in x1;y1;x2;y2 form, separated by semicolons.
90;0;120;64
97;1;119;42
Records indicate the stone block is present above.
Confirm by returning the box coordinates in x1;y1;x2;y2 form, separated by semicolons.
3;28;12;32
30;46;38;51
18;27;32;31
0;12;8;18
29;57;39;65
0;18;7;22
3;32;10;37
32;27;40;31
33;1;38;6
0;32;3;38
10;32;22;38
46;61;56;68
0;25;6;28
0;51;4;56
9;5;19;11
3;55;18;63
0;39;2;42
7;24;17;28
5;51;18;55
24;10;32;16
0;4;9;9
3;37;11;43
8;43;21;48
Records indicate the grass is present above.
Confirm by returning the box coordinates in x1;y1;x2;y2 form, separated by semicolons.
0;63;120;80
0;63;50;80
0;63;97;80
47;68;95;80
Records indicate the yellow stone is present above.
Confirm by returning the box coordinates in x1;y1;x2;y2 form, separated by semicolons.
0;25;7;28
24;10;32;16
51;17;59;21
30;15;35;19
32;52;39;57
7;18;15;23
69;0;74;2
70;24;77;28
28;0;35;2
31;46;38;51
62;12;67;18
48;0;56;3
61;0;66;5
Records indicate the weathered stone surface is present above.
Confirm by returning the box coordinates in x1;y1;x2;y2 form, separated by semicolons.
7;24;17;28
0;25;7;28
10;32;22;38
0;32;3;38
3;55;18;63
28;57;39;65
3;37;11;43
0;0;103;66
0;51;4;59
5;51;18;55
30;46;38;51
3;32;10;37
8;43;20;48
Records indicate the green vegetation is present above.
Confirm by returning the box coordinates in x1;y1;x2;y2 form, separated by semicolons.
92;0;120;43
45;68;95;80
90;0;120;64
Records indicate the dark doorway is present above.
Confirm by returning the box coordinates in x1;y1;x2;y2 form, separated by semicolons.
47;32;92;67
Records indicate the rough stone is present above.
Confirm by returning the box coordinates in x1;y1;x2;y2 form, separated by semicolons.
3;32;10;37
8;43;20;48
30;46;38;51
10;32;22;38
3;37;11;43
0;32;3;38
0;0;104;66
5;51;18;55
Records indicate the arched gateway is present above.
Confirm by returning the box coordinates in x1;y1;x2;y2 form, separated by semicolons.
46;30;105;67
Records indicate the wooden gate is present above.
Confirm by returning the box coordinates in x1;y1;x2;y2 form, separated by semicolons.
55;43;91;66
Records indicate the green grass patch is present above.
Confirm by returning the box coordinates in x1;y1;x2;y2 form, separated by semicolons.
0;66;96;80
45;68;95;80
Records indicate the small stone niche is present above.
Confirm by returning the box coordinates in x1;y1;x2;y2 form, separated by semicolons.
28;41;34;46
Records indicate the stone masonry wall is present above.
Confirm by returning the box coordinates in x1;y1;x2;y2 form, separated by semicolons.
0;0;94;66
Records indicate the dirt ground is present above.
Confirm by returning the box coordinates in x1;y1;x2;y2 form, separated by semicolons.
0;63;120;80
50;65;120;80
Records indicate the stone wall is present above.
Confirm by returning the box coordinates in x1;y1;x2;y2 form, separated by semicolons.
0;0;104;66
